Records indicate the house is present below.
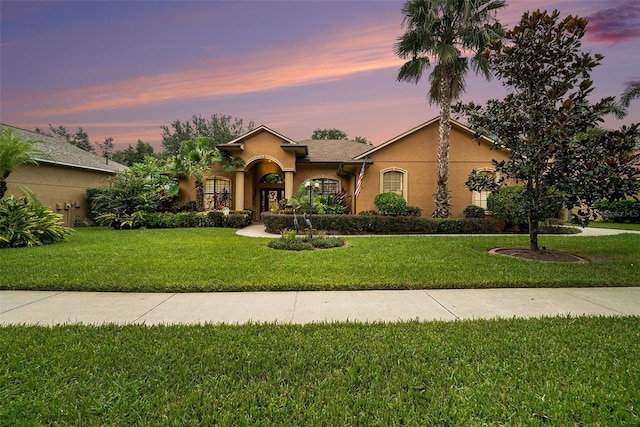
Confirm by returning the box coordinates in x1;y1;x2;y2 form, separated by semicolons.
1;124;127;227
179;117;510;218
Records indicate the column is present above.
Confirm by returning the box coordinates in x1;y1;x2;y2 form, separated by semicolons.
284;171;294;200
235;171;245;210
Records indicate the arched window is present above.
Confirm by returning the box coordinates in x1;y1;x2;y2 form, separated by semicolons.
204;177;231;210
470;168;496;210
381;168;407;198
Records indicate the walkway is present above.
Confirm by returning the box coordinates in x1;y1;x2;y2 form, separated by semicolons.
2;288;638;326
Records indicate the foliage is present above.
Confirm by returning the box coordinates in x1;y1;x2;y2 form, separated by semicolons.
486;186;529;229
262;213;504;235
161;114;254;156
311;128;348;140
132;210;252;229
594;199;640;223
395;0;505;218
405;205;423;217
94;136;114;163
0;195;72;248
463;205;486;218
2;227;640;290
111;141;156;166
374;192;408;215
456;10;640;250
268;229;345;251
620;81;640;109
354;136;372;145
0;127;41;199
167;137;221;212
464;169;500;192
35;124;96;153
89;158;178;226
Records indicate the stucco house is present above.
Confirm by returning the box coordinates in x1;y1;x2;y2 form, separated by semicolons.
179;117;510;218
1;124;127;227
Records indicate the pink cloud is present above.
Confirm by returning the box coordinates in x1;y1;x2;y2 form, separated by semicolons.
585;1;640;43
11;21;403;119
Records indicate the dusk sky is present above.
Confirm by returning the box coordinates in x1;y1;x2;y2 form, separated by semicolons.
1;0;639;152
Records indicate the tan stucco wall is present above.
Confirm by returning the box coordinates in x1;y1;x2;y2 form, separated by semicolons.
358;122;510;217
5;163;114;227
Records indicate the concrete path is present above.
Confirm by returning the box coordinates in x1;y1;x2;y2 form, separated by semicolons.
1;288;638;326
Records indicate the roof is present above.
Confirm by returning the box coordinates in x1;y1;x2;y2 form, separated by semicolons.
1;124;127;173
298;139;371;163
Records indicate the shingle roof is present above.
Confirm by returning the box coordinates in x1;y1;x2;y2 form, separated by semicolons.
298;139;371;163
1;124;127;173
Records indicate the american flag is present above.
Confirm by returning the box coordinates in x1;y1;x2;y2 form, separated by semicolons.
355;161;366;198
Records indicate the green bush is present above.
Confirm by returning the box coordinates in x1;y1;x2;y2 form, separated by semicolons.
487;186;528;228
463;205;486;218
405;206;423;217
268;230;345;251
0;196;72;248
594;199;640;223
374;192;408;215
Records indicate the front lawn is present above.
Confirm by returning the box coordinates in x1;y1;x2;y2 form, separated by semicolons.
589;222;640;231
0;227;638;291
2;317;637;426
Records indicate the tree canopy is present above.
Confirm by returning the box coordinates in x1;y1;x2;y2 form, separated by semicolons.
456;9;640;251
35;125;96;154
111;140;156;166
161;114;254;156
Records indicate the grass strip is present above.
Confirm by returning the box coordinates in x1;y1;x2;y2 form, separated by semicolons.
1;317;638;426
1;227;639;291
588;222;640;231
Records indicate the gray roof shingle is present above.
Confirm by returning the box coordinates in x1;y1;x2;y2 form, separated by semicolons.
298;139;371;163
1;124;127;173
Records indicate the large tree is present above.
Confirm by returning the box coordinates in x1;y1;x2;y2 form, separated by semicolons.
311;128;348;140
167;137;221;212
161;114;254;156
395;0;505;218
112;140;156;166
0;128;41;199
35;125;96;153
457;10;640;251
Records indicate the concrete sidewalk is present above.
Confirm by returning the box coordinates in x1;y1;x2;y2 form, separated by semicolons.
1;288;638;326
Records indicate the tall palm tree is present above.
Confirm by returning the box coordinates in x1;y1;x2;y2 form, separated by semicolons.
395;0;505;217
0;128;41;199
168;137;221;212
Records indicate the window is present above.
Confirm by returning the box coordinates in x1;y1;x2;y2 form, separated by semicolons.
311;178;339;195
204;177;231;210
382;170;404;196
470;169;496;210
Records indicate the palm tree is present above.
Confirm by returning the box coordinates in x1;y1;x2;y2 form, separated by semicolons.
167;137;221;211
620;82;640;108
395;0;505;217
0;128;41;199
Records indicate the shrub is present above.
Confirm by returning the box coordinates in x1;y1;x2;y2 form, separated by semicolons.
463;205;486;218
594;199;640;223
268;230;345;251
405;206;423;217
0;196;72;248
487;186;528;229
374;192;408;215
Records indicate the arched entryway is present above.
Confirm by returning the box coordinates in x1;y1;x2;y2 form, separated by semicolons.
259;172;285;214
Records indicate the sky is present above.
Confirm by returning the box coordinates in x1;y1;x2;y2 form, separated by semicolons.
1;0;639;152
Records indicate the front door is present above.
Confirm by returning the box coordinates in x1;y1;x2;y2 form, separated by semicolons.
260;188;285;214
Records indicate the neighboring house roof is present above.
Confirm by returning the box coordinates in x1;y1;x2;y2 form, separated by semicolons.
1;124;127;173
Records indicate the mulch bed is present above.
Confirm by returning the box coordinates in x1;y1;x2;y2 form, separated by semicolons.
489;248;589;263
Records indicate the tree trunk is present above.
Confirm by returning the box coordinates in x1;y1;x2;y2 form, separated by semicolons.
433;66;452;218
528;215;540;252
0;178;7;199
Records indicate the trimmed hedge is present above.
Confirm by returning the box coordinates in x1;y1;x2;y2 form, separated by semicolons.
102;210;253;230
594;199;640;223
262;213;503;234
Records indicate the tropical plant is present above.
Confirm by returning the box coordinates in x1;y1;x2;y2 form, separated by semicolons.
395;0;505;218
620;81;640;108
0;195;72;248
167;137;221;212
0;128;41;199
457;10;640;250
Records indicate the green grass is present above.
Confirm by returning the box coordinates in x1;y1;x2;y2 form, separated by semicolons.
1;227;638;291
589;222;640;231
1;317;637;426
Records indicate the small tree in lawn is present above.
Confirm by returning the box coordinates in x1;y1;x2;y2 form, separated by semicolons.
456;10;640;251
